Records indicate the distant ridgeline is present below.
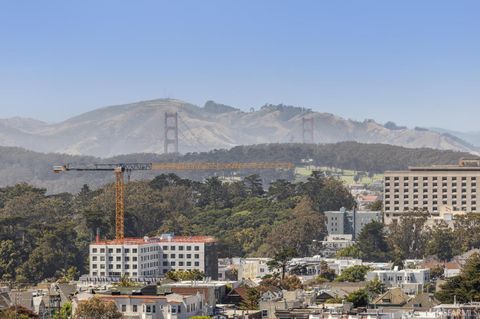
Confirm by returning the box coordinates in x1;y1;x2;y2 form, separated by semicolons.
0;142;469;193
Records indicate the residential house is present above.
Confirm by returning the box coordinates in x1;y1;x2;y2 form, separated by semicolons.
162;280;228;308
320;235;355;256
443;261;461;278
73;285;206;319
357;195;380;210
366;268;430;295
237;258;273;281
370;288;410;307
403;293;439;311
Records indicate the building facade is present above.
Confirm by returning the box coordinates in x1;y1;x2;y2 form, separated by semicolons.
320;235;355;252
324;208;382;239
237;258;273;281
74;289;206;319
89;234;218;280
162;281;228;307
384;158;480;224
366;268;430;295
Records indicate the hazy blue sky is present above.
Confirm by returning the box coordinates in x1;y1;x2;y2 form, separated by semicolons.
1;1;479;131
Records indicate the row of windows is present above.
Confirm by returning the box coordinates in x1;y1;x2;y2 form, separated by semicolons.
162;245;200;251
385;188;476;193
385;206;476;212
92;264;139;270
92;260;201;269
143;245;200;253
162;253;200;259
92;253;201;263
92;256;139;262
92;248;139;254
386;194;476;199
386;182;477;187
386;176;477;181
119;298;202;315
119;304;161;313
141;254;159;261
92;245;201;254
161;261;200;267
386;200;476;206
382;275;415;282
120;304;185;315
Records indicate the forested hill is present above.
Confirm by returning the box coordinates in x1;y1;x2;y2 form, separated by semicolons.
0;142;471;193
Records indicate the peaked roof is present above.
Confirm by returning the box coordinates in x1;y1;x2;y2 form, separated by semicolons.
404;293;440;310
371;288;410;306
224;286;250;302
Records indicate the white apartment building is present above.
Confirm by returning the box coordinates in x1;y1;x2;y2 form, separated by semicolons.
366;268;430;294
384;158;480;224
89;234;218;280
105;293;205;319
288;257;362;276
320;234;354;251
237;258;273;281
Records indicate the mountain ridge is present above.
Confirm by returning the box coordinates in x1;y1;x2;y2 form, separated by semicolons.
430;127;480;148
0;98;477;157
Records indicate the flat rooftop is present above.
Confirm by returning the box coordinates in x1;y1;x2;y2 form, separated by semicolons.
385;158;480;173
92;235;216;246
163;280;229;287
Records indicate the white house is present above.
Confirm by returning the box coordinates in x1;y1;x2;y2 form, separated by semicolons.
366;268;430;295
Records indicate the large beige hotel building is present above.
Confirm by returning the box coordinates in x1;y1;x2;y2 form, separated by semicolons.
383;158;480;224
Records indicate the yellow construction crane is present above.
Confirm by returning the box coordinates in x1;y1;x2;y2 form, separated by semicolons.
53;162;294;240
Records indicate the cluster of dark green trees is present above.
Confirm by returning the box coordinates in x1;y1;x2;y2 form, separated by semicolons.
0;171;354;284
337;211;480;264
436;253;480;303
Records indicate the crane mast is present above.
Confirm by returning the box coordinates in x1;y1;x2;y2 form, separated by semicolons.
53;161;294;241
114;167;125;240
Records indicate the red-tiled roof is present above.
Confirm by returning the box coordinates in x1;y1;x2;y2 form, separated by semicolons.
92;236;216;246
444;261;461;270
358;195;379;202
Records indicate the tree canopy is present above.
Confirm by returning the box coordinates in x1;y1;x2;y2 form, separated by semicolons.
436;253;480;303
74;297;122;319
0;170;353;283
335;265;370;282
357;222;390;262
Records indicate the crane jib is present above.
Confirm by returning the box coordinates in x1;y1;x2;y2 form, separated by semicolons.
59;162;293;172
63;163;153;171
93;163;153;171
